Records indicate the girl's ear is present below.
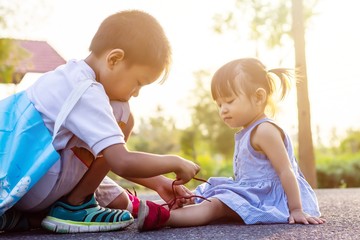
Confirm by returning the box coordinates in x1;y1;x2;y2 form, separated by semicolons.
107;49;125;68
254;88;267;105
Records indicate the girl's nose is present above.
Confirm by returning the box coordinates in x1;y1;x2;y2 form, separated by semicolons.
220;105;228;115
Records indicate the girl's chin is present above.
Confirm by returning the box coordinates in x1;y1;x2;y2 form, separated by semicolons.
225;122;235;128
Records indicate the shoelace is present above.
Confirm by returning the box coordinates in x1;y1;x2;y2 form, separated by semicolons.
125;187;138;201
163;177;211;210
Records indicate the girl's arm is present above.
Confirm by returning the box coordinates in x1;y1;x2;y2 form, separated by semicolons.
102;143;200;185
251;122;324;224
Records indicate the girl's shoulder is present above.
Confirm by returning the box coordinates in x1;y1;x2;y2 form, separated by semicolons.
252;119;286;139
251;121;283;148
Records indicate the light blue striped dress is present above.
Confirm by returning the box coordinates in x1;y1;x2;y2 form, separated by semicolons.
195;118;321;224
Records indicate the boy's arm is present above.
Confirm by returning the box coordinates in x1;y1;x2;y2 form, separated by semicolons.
125;175;172;191
102;143;199;185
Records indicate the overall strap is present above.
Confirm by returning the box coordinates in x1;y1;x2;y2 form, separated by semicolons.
53;80;93;140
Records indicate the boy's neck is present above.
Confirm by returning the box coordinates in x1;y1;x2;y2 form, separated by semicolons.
84;54;100;81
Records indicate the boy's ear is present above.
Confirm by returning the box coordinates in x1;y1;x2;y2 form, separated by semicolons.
254;88;267;105
107;49;125;68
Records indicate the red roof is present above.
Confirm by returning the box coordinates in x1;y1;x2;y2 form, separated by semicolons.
15;39;66;74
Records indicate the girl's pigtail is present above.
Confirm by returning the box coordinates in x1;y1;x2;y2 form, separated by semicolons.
267;68;293;100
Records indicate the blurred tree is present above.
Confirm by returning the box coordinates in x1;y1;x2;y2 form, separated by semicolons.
292;0;317;187
183;70;236;161
339;129;360;154
0;39;29;83
128;106;180;155
0;0;49;84
0;1;28;84
213;0;318;187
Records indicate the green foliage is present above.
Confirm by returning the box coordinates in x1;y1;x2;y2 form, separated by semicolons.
186;70;237;160
127;106;180;155
339;129;360;154
0;0;48;84
213;0;318;49
315;131;360;188
317;154;360;188
180;128;197;160
0;39;30;83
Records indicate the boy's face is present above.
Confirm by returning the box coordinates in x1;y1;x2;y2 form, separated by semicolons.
99;53;162;101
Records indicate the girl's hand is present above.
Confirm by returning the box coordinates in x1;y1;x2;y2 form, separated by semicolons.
157;179;194;209
167;184;194;209
289;209;326;225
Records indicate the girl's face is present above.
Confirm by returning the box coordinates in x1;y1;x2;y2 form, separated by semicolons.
215;91;264;129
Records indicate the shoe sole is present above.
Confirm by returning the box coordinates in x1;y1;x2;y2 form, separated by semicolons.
137;200;149;231
41;216;134;233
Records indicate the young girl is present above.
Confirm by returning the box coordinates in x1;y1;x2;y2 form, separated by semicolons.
137;58;326;231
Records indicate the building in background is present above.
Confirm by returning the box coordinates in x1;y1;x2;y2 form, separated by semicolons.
0;39;65;98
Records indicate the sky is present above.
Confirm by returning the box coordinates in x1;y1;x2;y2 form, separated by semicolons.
2;0;360;146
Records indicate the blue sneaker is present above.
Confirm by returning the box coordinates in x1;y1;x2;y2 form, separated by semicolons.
41;194;134;233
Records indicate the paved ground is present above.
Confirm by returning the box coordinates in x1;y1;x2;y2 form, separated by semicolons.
1;188;360;240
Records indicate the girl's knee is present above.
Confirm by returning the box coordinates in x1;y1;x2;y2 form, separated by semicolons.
210;198;240;221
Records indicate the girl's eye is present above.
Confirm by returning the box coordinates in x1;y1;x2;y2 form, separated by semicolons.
227;99;234;104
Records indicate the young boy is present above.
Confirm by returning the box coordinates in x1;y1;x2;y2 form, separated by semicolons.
0;10;199;233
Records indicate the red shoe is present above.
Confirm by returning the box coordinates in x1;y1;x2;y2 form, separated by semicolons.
126;189;140;218
137;200;170;232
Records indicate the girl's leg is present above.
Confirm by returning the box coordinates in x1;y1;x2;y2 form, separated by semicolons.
167;198;241;227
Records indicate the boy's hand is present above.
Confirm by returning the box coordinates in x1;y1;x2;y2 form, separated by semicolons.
174;158;200;185
289;209;326;224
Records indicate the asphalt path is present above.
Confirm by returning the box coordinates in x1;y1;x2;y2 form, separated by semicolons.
1;188;360;240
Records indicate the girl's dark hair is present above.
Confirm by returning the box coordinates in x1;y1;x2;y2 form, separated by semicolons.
89;10;172;82
211;58;293;115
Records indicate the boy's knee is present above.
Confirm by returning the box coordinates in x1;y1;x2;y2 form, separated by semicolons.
106;191;130;209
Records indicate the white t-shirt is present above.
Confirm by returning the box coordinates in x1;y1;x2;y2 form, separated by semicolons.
16;60;130;211
26;59;128;156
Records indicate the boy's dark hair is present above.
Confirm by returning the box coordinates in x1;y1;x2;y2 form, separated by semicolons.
89;10;172;81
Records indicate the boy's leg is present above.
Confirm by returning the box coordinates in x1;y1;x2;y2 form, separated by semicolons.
41;155;133;233
95;176;140;218
41;114;136;233
65;155;110;205
59;111;134;206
